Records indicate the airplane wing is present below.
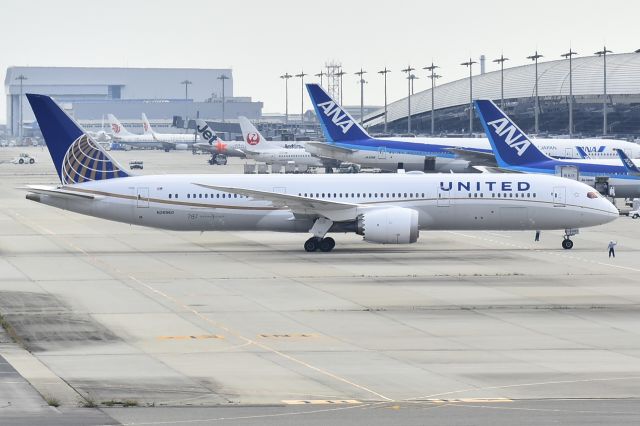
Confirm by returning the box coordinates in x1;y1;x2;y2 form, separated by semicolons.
444;147;497;166
193;183;360;221
23;185;101;200
471;165;518;173
306;141;356;154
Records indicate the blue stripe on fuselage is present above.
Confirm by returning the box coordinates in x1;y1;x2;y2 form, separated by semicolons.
329;138;492;158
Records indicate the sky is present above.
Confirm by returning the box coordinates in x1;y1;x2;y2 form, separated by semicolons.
1;0;639;123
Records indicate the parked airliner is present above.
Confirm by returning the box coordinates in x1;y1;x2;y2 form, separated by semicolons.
193;119;247;164
141;113;198;151
475;99;640;199
306;84;640;173
24;93;617;252
238;116;324;168
107;114;162;149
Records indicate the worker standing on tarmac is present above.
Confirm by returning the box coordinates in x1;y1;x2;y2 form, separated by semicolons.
608;240;617;258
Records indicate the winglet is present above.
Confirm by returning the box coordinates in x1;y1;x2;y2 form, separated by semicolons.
615;149;640;174
306;83;370;143
474;99;551;168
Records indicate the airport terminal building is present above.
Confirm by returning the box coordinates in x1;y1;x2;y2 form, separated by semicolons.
4;67;263;136
363;52;640;138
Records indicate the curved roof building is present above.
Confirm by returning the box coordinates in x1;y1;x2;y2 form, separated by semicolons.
363;52;640;137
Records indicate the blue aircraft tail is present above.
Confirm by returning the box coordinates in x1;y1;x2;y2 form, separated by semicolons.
26;94;129;185
306;83;370;142
474;99;551;168
615;149;640;173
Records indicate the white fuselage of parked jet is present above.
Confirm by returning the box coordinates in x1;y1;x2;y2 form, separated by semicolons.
28;173;617;236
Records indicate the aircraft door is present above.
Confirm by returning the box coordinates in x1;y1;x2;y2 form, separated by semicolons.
553;186;566;206
424;157;436;171
378;147;387;159
565;147;573;158
437;185;450;207
136;187;149;208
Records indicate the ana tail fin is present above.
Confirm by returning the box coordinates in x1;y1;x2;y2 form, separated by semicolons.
27;94;129;184
306;83;370;143
474;99;551;167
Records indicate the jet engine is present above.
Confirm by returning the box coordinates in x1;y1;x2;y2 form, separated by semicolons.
356;207;419;244
175;143;188;150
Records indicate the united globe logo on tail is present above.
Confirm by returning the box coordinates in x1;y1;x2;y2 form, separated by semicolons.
486;118;531;156
246;132;260;145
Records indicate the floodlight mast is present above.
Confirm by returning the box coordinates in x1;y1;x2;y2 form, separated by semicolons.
280;73;293;124
561;49;578;137
460;59;477;134
423;63;440;135
492;54;509;108
527;51;543;133
594;46;613;135
401;65;415;133
378;67;391;133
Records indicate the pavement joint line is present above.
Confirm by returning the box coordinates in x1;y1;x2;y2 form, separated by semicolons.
8;209;393;403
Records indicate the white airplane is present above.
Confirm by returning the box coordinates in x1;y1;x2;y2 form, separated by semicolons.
141;113;198;152
237;116;324;168
306;84;640;173
107;114;162;149
24;93;618;252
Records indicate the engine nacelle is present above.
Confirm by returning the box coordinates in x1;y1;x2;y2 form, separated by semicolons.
356;207;419;244
175;143;188;150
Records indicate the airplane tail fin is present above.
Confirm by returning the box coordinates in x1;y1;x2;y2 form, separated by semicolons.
107;114;134;137
27;94;129;184
306;83;370;143
238;116;267;150
141;113;154;135
195;119;220;146
474;99;551;168
615;149;640;174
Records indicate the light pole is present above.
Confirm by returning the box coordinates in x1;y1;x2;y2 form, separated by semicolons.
378;67;391;133
492;54;509;108
180;79;192;100
15;74;27;140
527;51;543;133
461;59;477;134
401;65;415;133
409;74;419;95
561;49;578;137
315;70;325;87
295;71;307;125
355;68;367;125
280;73;292;124
595;46;613;135
424;63;439;135
217;74;229;123
336;69;346;105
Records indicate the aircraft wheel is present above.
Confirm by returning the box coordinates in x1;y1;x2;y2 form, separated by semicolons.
633;214;639;219
562;239;574;250
319;237;335;252
304;237;320;252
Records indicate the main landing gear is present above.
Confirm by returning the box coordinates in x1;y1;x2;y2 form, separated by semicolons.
304;217;335;252
562;228;579;250
304;237;336;252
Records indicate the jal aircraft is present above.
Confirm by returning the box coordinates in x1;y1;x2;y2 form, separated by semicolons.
24;93;617;252
107;114;161;149
475;99;640;199
237;116;325;168
306;84;640;172
141;113;198;151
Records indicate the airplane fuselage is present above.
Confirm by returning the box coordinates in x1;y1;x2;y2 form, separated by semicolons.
28;173;617;233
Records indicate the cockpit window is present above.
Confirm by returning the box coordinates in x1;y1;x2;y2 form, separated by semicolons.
587;192;599;199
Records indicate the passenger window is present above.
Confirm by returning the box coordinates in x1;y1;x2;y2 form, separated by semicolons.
187;194;191;199
216;194;220;198
175;194;178;199
169;194;172;199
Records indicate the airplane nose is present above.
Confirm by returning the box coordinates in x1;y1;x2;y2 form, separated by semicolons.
602;198;619;222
